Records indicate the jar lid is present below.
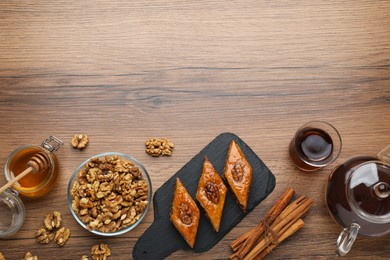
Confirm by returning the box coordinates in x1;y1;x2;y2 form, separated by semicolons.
348;161;390;223
0;189;25;238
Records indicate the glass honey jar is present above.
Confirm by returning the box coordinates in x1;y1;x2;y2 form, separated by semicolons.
0;136;63;238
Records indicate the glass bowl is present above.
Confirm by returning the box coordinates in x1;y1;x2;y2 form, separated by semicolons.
67;152;152;236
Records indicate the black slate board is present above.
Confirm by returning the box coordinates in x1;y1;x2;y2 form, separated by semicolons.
133;133;276;259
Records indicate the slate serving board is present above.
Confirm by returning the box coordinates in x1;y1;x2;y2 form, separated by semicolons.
133;132;276;259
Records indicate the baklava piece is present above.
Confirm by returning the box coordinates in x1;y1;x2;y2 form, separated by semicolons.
170;178;200;248
196;157;227;232
223;140;253;211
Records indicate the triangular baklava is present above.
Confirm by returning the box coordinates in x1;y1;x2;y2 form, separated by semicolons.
196;157;227;232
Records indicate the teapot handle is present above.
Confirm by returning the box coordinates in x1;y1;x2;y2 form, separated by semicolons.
336;223;360;256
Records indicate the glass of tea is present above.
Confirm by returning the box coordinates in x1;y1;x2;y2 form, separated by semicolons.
289;121;342;171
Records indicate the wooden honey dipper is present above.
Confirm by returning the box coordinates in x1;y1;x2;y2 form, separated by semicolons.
0;152;50;194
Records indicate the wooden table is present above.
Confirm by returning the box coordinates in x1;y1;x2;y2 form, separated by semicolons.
0;1;389;259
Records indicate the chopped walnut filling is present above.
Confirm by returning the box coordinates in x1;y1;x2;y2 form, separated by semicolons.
71;155;149;233
205;181;220;204
178;203;192;225
232;162;245;182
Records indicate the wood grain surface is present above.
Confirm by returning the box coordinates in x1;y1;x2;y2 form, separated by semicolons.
0;1;389;259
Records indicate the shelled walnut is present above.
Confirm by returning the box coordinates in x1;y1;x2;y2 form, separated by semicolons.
70;155;149;233
35;227;54;244
55;227;71;247
145;138;174;157
91;244;111;260
71;134;89;149
178;203;192;225
44;211;62;230
0;252;5;260
35;210;70;247
81;255;89;260
232;162;244;182
205;181;220;204
23;252;38;260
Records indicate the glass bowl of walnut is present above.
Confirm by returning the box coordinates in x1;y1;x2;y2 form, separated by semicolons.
67;152;152;236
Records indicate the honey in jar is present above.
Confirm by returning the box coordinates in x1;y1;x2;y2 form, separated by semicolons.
4;136;62;198
5;145;59;198
0;136;62;239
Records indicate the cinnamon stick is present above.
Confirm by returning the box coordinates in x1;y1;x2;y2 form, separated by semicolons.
270;195;305;228
271;197;313;233
230;188;295;259
243;197;313;260
254;219;305;260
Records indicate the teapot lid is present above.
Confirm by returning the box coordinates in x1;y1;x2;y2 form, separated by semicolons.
347;161;390;223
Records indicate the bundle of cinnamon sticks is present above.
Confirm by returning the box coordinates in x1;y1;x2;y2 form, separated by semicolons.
230;188;313;260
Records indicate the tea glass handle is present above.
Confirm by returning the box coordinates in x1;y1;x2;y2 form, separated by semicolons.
336;223;360;256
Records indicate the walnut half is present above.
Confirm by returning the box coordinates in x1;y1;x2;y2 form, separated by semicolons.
145;138;174;157
232;162;244;182
23;252;38;260
71;134;89;149
178;203;192;225
35;227;54;244
44;211;62;231
55;227;71;247
0;252;5;260
91;244;111;260
205;181;220;204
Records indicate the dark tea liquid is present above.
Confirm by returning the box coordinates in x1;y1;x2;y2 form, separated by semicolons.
289;127;334;171
350;164;390;217
299;129;333;161
326;156;390;237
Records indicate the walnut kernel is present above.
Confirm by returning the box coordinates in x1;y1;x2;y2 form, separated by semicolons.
178;203;192;225
232;162;244;182
35;227;54;244
81;255;89;260
44;211;62;231
0;252;5;260
145;138;174;157
35;210;71;247
205;181;220;204
55;227;71;246
23;252;38;260
91;244;111;260
71;134;89;149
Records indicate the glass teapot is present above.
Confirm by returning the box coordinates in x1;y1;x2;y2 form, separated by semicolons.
326;145;390;256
